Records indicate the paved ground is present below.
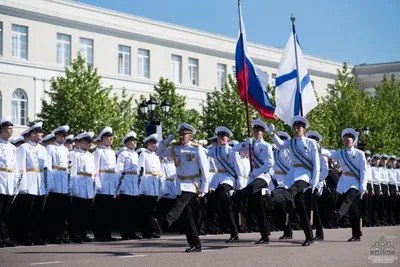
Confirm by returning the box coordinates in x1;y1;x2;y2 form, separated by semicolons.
1;227;399;267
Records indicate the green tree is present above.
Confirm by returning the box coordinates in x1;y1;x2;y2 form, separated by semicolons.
131;77;202;142
36;53;135;147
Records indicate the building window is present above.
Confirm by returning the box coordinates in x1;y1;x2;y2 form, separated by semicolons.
327;83;334;90
0;22;3;56
118;45;130;75
138;49;150;78
12;89;27;126
56;33;71;66
11;24;28;59
80;38;93;65
217;63;227;89
188;58;198;86
171;55;182;83
271;73;277;87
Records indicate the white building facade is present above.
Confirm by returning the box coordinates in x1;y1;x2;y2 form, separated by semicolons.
0;0;344;135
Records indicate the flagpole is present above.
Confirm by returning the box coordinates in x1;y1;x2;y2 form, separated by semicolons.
238;0;253;172
290;14;303;117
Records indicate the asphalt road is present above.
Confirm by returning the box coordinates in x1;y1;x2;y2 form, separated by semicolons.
1;227;399;267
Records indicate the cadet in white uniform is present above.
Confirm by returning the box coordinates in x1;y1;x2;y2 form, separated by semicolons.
138;133;163;239
269;116;320;246
16;122;50;246
206;126;239;243
304;130;328;241
93;127;118;241
370;154;381;226
45;125;71;244
379;154;389;225
234;120;274;244
116;131;141;240
0;117;17;248
157;123;209;252
387;155;398;225
329;128;367;241
70;132;101;243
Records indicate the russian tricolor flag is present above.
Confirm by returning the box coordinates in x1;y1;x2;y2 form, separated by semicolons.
235;5;276;120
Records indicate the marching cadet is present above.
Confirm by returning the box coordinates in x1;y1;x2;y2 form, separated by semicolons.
116;131;141;240
379;154;389;226
305;130;328;241
234;119;274;244
268;116;320;246
45;125;70;244
70;132;101;243
0;117;17;248
370;154;382;226
329;128;367;242
93;127;118;241
41;133;55;147
138;133;163;239
16;122;50;246
206;126;239;243
387;155;398;225
271;131;293;240
10;137;24;148
232;142;251;233
156;123;209;252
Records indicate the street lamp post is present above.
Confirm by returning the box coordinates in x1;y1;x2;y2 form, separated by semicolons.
138;94;171;138
356;126;370;151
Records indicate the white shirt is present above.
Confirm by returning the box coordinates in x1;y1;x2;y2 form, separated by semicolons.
161;159;177;199
138;149;163;197
116;148;139;196
272;135;320;188
47;142;70;194
156;142;209;195
249;138;274;185
330;147;367;194
387;166;398;186
0;138;18;195
208;145;237;188
94;147;118;195
379;167;389;184
71;149;101;199
17;141;50;196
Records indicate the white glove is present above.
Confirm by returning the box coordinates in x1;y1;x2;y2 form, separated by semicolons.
244;137;253;146
360;190;366;198
268;124;275;134
164;134;175;145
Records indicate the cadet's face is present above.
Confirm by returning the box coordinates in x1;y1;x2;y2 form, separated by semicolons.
373;158;379;165
0;126;13;140
126;140;137;150
211;140;218;147
102;136;113;146
253;128;264;140
47;140;55;146
217;135;229;145
292;125;305;137
31;131;44;142
343;136;354;148
180;133;192;144
147;141;157;152
380;159;387;165
80;140;90;151
56;134;66;144
65;143;73;151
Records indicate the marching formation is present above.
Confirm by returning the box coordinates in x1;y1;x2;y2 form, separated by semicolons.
0;116;399;253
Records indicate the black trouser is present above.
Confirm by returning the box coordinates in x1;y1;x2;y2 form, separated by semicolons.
362;183;373;226
388;185;397;225
318;186;330;227
329;188;340;227
370;185;380;226
140;196;159;236
165;192;201;248
396;195;400;225
289;180;313;241
207;183;238;236
379;185;389;225
44;192;70;241
304;188;324;238
18;194;45;242
0;194;12;241
118;194;140;238
93;194;114;239
234;179;270;238
336;188;361;237
234;198;248;232
9;195;23;240
275;203;294;237
71;197;93;239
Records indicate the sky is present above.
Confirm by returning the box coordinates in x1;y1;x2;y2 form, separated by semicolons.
77;0;399;65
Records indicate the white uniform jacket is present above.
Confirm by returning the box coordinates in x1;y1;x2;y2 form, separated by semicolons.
156;141;209;195
161;159;177;199
116;149;139;196
17;141;50;196
47;142;70;194
0;138;18;195
208;144;237;189
94;147;118;195
138;150;163;197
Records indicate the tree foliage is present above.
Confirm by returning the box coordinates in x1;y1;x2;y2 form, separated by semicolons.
36;54;135;146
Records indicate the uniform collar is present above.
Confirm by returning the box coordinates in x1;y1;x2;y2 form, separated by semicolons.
54;141;63;147
29;140;39;146
345;146;354;152
255;138;264;143
295;136;305;141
